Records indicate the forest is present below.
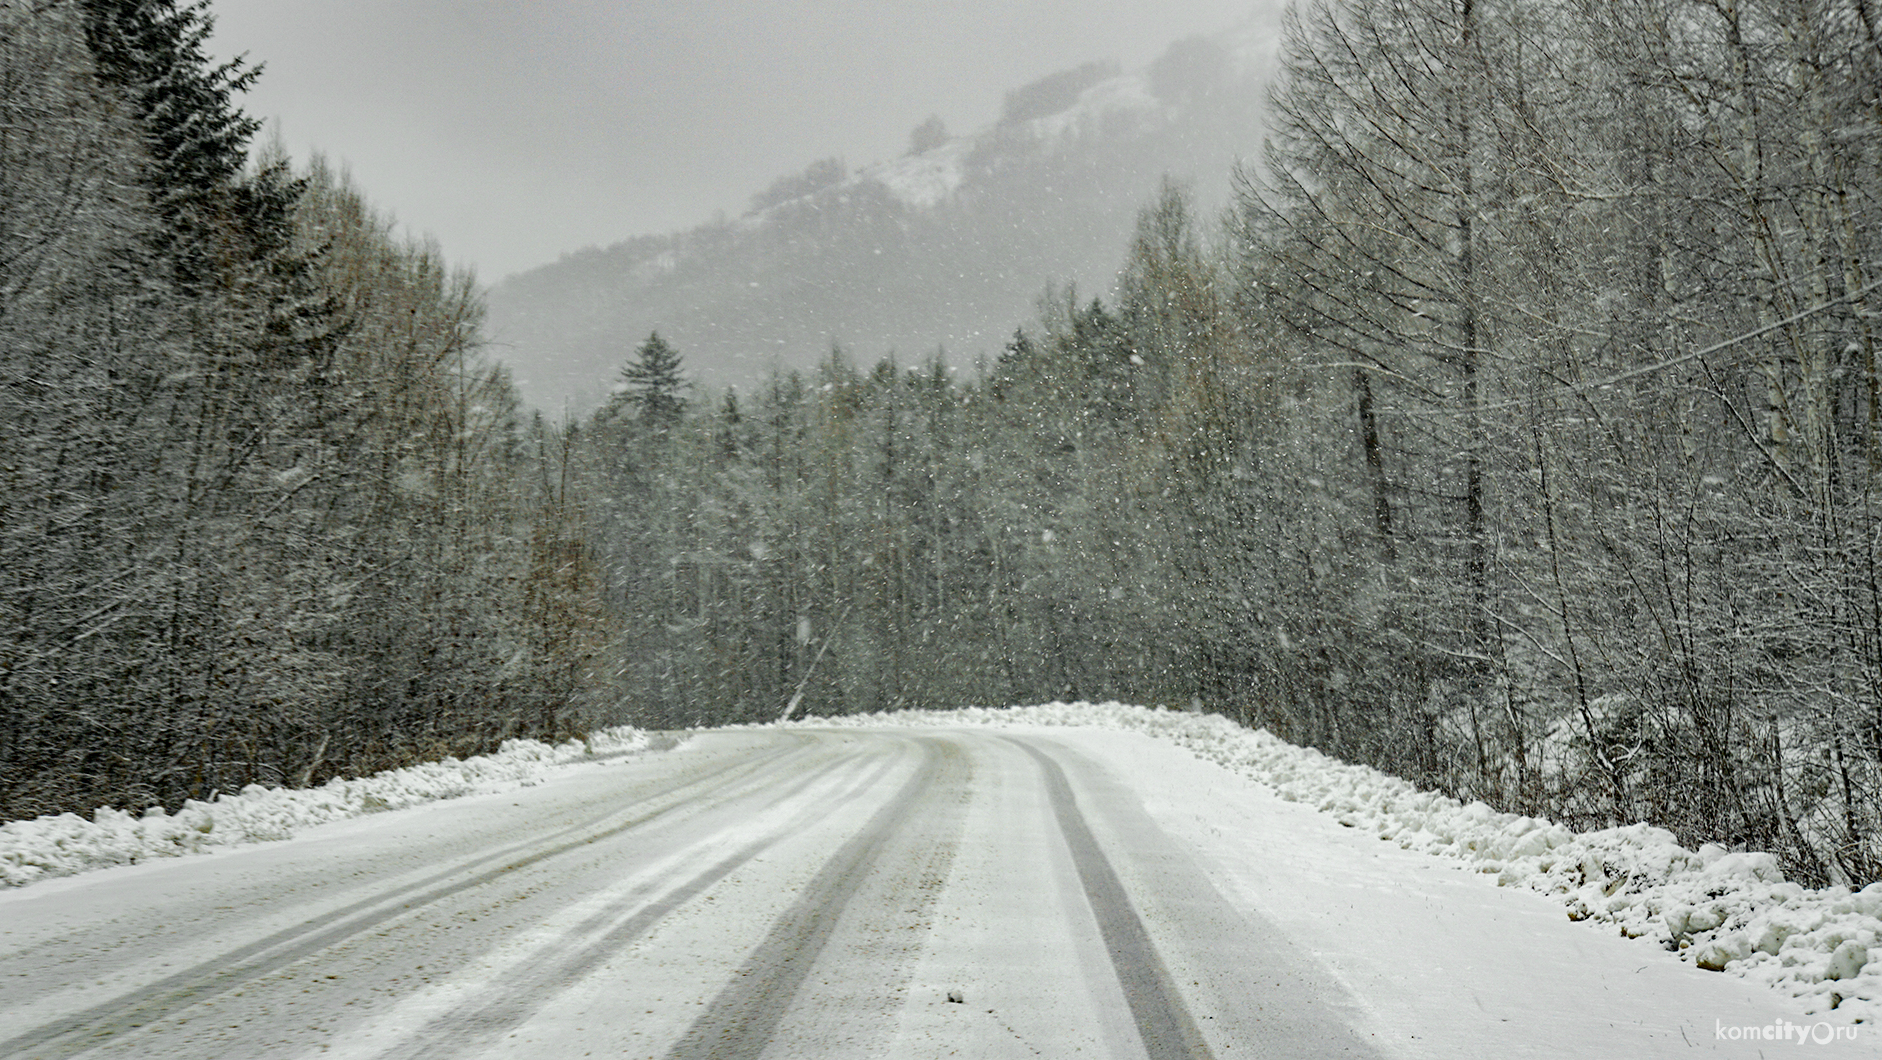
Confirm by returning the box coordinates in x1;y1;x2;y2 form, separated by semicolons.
0;0;607;821
4;0;1882;890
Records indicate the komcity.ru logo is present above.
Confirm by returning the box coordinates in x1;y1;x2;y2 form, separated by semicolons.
1715;1018;1863;1045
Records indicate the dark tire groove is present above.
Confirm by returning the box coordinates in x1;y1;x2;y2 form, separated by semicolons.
0;734;824;1060
661;735;953;1060
1008;738;1216;1060
393;749;909;1060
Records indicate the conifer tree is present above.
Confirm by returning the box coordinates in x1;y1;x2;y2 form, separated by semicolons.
618;332;688;429
76;0;291;291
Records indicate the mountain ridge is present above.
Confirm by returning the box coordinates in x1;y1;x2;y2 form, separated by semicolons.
486;19;1280;415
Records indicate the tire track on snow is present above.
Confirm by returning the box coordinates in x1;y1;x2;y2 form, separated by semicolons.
1008;737;1216;1060
381;746;909;1059
0;734;821;1060
661;735;957;1060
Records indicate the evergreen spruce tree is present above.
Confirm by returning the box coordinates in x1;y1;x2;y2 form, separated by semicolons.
619;332;688;429
76;0;288;291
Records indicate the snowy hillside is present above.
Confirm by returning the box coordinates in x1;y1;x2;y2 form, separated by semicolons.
484;22;1277;413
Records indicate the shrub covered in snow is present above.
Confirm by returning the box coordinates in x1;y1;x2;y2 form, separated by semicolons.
795;701;1881;1023
0;726;655;889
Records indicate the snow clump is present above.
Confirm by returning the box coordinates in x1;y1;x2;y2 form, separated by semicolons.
793;701;1881;1024
0;726;657;889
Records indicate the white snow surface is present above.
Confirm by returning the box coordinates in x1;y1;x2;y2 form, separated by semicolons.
789;702;1882;1027
5;699;1877;1034
816;69;1163;214
0;726;657;889
861;138;972;210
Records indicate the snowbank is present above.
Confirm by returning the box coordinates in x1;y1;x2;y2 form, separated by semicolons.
795;701;1882;1024
0;726;658;889
11;700;1873;1023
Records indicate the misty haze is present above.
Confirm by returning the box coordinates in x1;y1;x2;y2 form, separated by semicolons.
2;1;1880;1057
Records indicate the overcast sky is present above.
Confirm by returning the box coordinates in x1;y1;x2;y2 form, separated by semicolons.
209;0;1269;284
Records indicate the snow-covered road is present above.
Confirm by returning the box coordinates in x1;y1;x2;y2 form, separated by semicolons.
1;726;1872;1058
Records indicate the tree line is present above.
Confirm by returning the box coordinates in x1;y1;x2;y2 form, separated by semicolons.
567;0;1882;888
6;0;1881;890
1233;0;1882;887
1;0;611;821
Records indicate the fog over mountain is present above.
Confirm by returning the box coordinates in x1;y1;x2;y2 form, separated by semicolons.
486;20;1280;414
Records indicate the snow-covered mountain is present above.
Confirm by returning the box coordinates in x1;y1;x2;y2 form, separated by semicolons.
485;23;1278;415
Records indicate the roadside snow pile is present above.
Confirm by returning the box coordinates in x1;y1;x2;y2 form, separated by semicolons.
0;726;655;890
800;701;1882;1023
